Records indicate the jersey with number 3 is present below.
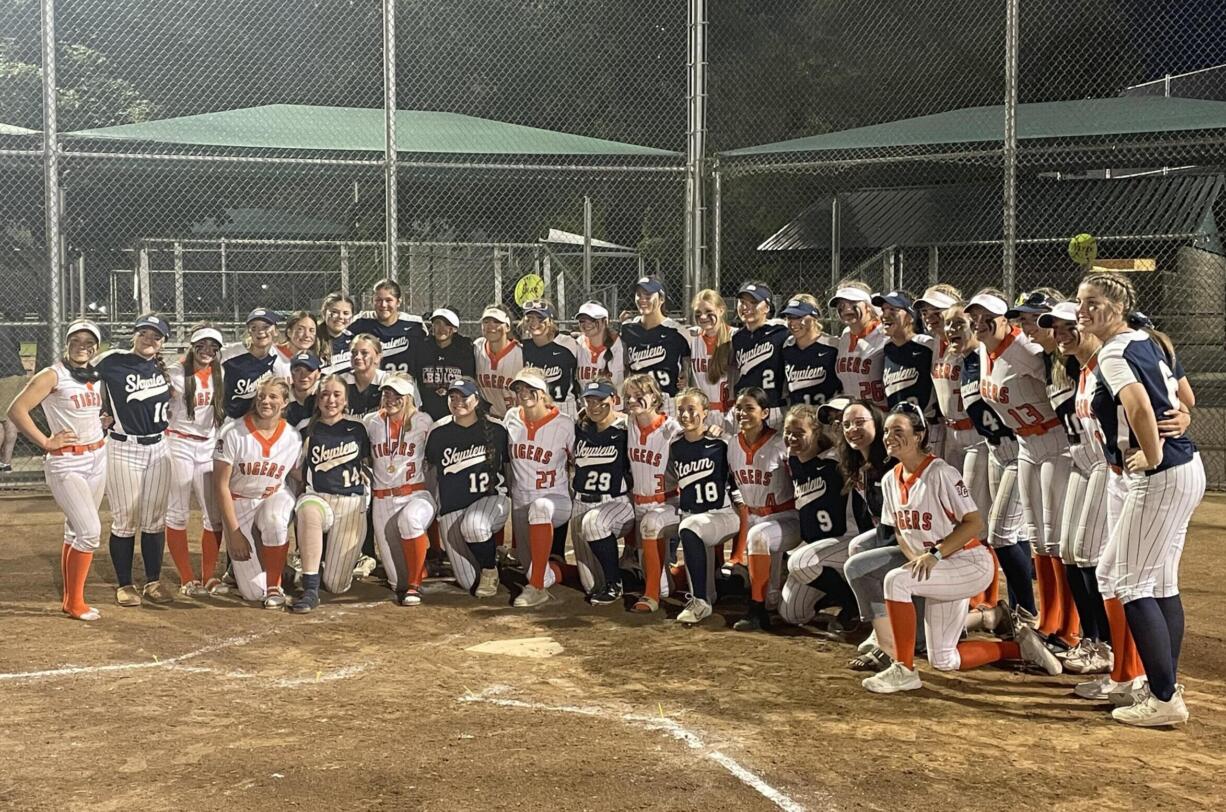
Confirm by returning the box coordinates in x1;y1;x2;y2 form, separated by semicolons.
727;428;794;511
628;414;682;500
880;455;978;557
364;410;433;490
503;406;575;501
214;416;300;499
978;328;1059;436
835;323;887;407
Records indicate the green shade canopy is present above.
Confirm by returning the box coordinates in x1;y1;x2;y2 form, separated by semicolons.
66;104;676;157
0;123;39;136
722;97;1226;157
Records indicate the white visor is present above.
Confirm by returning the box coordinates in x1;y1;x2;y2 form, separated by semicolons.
915;291;958;310
577;301;610;320
1037;301;1080;327
480;306;511;325
828;287;873;307
190;327;224;346
65;319;102;344
379;374;416;397
966;293;1008;316
511;369;549;392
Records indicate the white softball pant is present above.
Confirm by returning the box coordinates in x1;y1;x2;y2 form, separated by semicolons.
884;543;994;671
296;491;368;594
680;507;740;603
165;434;219;532
512;491;573;589
986;439;1024;548
230;490;295;602
571;496;635;594
45;447;107;552
780;531;854;626
1017;429;1071;557
372;490;438;593
439;495;510;592
634;500;679;599
745;510;802;606
1059;459;1111;567
927;422;946;461
942;427;976;479
106;436;171;537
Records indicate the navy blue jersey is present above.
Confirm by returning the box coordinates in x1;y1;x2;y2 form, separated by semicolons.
285;392;315;431
669;434;735;513
732;322;789;406
1051;355;1082;446
321;332;352;376
788;453;849;542
412;335;477;420
345;376;385;417
573;417;631;498
222;350;277;419
883;335;937;419
346;314;426;375
425;416;510;514
521;339;580;406
94;350;171;436
960;350;1014;446
1091;330;1196;473
301;416;370;496
782;336;840;407
621;319;691;396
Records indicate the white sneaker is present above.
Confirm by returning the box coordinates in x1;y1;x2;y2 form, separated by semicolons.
513;584;551;608
353;555;378;578
1013;606;1039;630
1109;677;1150;708
1074;674;1114;700
178;580;207;597
475;568;500;598
677;597;712;625
857;628;879;655
1065;640;1113;675
1112;685;1188;727
1016;624;1062;675
263;588;287;609
863;661;923;694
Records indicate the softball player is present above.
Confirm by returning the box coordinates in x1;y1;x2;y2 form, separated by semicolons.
94;314;174;607
830;281;886;407
624;372;681;614
570;380;635;605
779;295;840;408
424;377;511;599
671;388;741;625
1080;272;1205;726
575;301;625;392
411;307;476;421
620;276;691;412
862;403;1060;693
915;285;962;459
732;282;789;415
275;311;318;374
875;291;937;419
929;299;974;474
317;291;355;376
221;309;282;420
689;289;735;426
504;367;575;608
285;351;321;429
730;387;799;632
164;324;225;596
520;300;581;419
346;278;427;375
473;305;523;418
213;377;300;605
6;319;107;621
344;333;391;417
289;375;372;611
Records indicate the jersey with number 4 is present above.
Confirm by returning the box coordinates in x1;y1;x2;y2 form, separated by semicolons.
628;414;682;499
835;323;886;407
979;328;1059;436
573;416;631;498
880;455;978;558
960;350;1013;446
425;416;510;514
503;406;575;501
789;449;853;542
670;434;735;513
299;416;370;496
364;410;433;490
728;428;794;511
473;337;523;417
215;416;300;499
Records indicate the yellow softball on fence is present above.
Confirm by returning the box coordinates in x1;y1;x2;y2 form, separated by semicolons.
1068;232;1098;266
513;273;545;307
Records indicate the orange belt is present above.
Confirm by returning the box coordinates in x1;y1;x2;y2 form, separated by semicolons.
1015;418;1061;437
49;438;106;456
945;418;973;431
633;490;678;506
748;500;796;517
166;429;210;442
1108;464;1123;476
373;482;427;498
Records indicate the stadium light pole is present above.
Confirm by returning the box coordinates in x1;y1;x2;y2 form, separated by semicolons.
41;0;63;358
383;0;399;282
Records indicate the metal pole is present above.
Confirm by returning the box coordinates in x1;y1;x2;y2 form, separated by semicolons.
830;195;841;290
339;244;350;295
76;254;85;315
41;0;62;357
1002;0;1019;298
928;245;939;285
711;165;722;293
174;241;185;339
684;0;708;308
582;196;593;301
493;246;503;305
138;246;152;314
383;0;399;281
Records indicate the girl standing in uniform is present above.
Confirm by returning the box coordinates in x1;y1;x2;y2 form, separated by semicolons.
780;294;839;408
472;305;523;418
731;282;789;417
621;276;691;414
689;289;735;427
915;285;963;460
829;280;886;407
520;299;581;419
222;309;281;420
574;302;625;393
274;311;318;378
344;333;389;417
317;292;355;377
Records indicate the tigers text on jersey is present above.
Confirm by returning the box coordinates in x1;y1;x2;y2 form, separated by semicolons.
412;335;477;420
221;349;277;420
628;414;682;499
215;416;301;499
504;405;575;500
621;318;691;396
365;410;433;490
883;334;937;417
835;323;887;406
670;434;735;513
346;313;426;375
932;346;968;425
43;362;105;445
573;415;631;498
689;329;734;413
1072;358;1107;468
1091;329;1195;473
960;350;1013;446
728;428;794;512
880;455;979;557
978;328;1059;436
343;369;390;417
521;336;580;406
788;449;852;541
167;363;219;439
425;416;511;514
731;322;789;406
576;334;625;390
94;350;171;436
782;335;840;407
473;337;523;417
299;416;370;496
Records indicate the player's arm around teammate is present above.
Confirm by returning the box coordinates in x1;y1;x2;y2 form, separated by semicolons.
317;291;355;376
862;403;1061;694
472;305;523;419
575;302;625;393
779;294;840;409
212;377;300;606
7;319;107;621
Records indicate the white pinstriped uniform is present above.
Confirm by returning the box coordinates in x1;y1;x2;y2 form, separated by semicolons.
165;364;221;533
214;417;300;601
505;405;575;588
628;414;681;597
296;416;370;594
834;322;886;407
576;334;625;392
271;345;294;380
880;457;993;671
41;363;108;551
473;337;523;418
689;327;735;427
365;409;436;593
731;428;799;606
569;416;635;594
932;343;976;473
1060;359;1111;567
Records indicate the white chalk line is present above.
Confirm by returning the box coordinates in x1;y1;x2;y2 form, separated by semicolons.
164;661;372;688
459;685;819;812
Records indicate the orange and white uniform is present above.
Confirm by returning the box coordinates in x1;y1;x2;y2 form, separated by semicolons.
835;322;886;407
505;405;575;589
732;427;799;606
629;413;682;601
932;341;977;473
576;333;625;392
43;362;108;551
165;363;221;534
473;337;523;418
365;409;435;594
689;327;736;427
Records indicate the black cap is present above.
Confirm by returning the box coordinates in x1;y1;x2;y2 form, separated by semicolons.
447;377;480;398
779;298;819;319
737;282;772;303
133;314;170;338
1005;291;1058;318
871;291;914;314
581;380;617;400
289;351;321;371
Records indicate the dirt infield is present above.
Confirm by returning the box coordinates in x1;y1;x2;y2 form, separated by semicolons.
1;495;1224;811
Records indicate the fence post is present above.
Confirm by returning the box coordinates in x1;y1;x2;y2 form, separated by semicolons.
685;0;708;306
339;243;350;295
174;241;185;339
383;0;399;282
830;194;841;290
138;246;152;315
1002;0;1019;299
40;0;63;358
711;164;722;293
583;195;593;301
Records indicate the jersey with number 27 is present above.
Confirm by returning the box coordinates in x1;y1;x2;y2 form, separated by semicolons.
503;406;575;500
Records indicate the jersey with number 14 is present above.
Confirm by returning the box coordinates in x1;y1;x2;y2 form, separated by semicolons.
728;428;793;511
364;410;433;490
300;417;370;496
835;323;886;406
503;406;574;501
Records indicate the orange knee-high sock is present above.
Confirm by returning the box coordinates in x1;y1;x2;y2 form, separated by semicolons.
1122;629;1146;681
528;523;553;589
60;543;71;611
885;600;917;669
165;526;196;584
983;546;1001;607
200;529;222;583
1056;568;1081;646
400;534;429;588
63;547;95;617
956;639;1020;670
1036;555;1063;635
729;505;749;566
262;544;289;591
1104;597;1131;683
747;553;771;602
642;537;663;601
427;520;442;553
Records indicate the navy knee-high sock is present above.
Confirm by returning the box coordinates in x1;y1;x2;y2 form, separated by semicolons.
1124;597;1176;702
1079;566;1110;644
812;568;856;613
668;535;681;567
141;531;165;582
996;543;1036;615
110;534;135;587
1063;562;1096;640
1155;595;1185;676
469;538;497;570
680;529;708;601
589;535;621;586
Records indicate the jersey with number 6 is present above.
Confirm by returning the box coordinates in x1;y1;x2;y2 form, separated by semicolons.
503;406;575;501
364;409;433;490
978;328;1059;436
689;328;735;414
473;337;524;418
214;416;300;499
727;428;793;511
299;416;370;496
788;449;853;542
835;323;887;407
880;455;978;557
425;416;510;513
573;416;631;498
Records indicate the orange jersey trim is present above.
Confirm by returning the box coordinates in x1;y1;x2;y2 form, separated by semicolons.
244;415;288;458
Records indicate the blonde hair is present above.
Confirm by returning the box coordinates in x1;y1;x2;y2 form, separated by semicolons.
834;277;872;295
516;366;555;406
787;293;825;337
691;288;733;383
622;373;664;414
256;376;291;402
924;283;963;303
350;333;383;356
518;298;559;341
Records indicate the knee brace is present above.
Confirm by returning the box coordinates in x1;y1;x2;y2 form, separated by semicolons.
295;493;334;533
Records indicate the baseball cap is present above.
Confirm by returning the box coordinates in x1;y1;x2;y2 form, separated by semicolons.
189;326;224;347
379;374;416;397
965;293;1009;317
430;308;460;329
737;282;772;303
914;291;958;310
871;291;914;313
65;318;102;344
511;369;549;392
446;377;480;398
133;314;170;338
245;308;281;326
635;276;664;296
779;298;819;319
581;380;617;400
1037;301;1079;328
1127;310;1154;330
480;306;511;325
1005;291;1058;318
828;287;873;307
289;350;321;371
576;301;610;321
523;300;556;320
817;396;852;424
